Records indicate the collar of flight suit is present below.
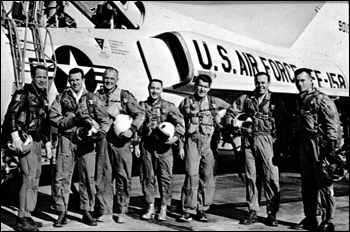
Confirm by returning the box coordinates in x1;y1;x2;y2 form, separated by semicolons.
300;86;318;99
146;96;162;107
252;89;271;104
67;87;88;104
24;82;46;98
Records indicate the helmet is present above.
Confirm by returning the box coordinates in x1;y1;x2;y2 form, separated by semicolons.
322;149;347;182
7;132;33;156
232;113;253;131
76;119;99;141
113;114;133;136
153;122;175;142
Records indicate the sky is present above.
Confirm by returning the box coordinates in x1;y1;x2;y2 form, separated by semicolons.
147;1;325;48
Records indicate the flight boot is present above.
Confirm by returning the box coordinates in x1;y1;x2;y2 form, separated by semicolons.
142;203;155;220
25;217;43;228
82;210;97;226
15;217;39;231
158;205;167;221
240;210;258;225
53;211;67;227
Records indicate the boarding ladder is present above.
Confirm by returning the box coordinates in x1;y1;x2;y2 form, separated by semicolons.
3;1;57;93
71;1;145;29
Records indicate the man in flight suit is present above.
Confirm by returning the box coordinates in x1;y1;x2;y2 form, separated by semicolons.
139;79;185;221
178;74;233;222
224;72;288;227
3;65;52;231
291;68;342;231
50;68;110;227
94;67;145;223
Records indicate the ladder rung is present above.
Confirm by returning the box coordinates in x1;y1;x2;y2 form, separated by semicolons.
19;40;42;45
25;61;43;65
24;48;41;52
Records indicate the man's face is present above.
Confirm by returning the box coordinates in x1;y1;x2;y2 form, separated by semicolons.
195;79;210;98
295;72;312;93
32;68;48;90
255;74;270;96
103;70;118;91
148;81;162;100
68;72;84;93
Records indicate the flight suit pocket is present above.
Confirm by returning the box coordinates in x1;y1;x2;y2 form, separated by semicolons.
187;123;199;134
200;112;212;125
199;124;214;136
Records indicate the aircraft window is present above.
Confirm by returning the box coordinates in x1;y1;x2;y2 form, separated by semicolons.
155;32;193;85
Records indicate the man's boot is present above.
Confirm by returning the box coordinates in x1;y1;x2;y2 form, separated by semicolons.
53;211;67;227
82;210;97;226
25;217;43;228
15;217;39;231
117;213;127;223
291;216;318;230
266;193;280;227
240;210;258;225
317;220;335;231
267;213;278;227
158;205;167;221
142;203;155;220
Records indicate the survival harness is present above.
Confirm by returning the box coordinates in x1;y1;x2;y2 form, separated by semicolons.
139;99;170;135
184;95;218;125
97;88;129;117
241;93;277;136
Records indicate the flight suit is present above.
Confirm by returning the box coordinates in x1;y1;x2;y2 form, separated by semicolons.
50;88;110;212
2;83;50;218
95;87;145;214
139;97;185;206
179;95;232;214
293;88;341;222
225;90;288;215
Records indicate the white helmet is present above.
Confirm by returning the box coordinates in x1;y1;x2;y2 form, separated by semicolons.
113;114;133;136
7;132;33;155
232;113;253;130
153;122;175;142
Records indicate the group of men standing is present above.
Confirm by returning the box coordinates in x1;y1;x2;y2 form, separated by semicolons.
2;64;342;231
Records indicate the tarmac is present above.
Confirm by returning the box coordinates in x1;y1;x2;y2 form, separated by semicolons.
1;150;349;231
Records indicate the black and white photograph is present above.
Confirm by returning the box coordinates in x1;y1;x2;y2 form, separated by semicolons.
1;1;349;231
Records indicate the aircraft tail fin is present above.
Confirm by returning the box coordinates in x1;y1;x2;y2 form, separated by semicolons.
291;1;349;63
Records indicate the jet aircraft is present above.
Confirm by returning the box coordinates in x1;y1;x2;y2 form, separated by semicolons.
1;1;349;168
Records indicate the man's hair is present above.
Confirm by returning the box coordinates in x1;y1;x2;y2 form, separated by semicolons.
149;79;163;88
195;74;212;86
69;68;84;77
104;67;118;77
254;72;270;82
31;65;48;76
294;68;312;78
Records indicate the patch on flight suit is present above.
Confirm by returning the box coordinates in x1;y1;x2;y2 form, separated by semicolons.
14;94;22;101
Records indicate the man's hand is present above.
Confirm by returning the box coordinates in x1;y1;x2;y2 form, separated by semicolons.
90;131;106;141
45;141;52;159
179;146;185;160
133;145;141;158
11;131;23;152
76;109;90;120
165;136;178;145
121;129;133;138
